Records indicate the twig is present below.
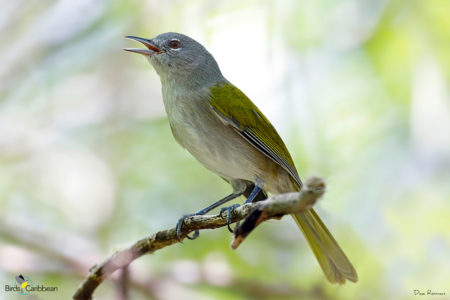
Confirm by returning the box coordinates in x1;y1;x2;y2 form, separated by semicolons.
73;177;325;300
114;266;129;300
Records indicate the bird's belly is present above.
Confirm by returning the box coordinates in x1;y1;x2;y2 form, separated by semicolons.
167;103;262;182
176;121;296;194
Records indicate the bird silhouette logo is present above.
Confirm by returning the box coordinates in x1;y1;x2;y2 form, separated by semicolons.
16;275;29;288
15;275;32;295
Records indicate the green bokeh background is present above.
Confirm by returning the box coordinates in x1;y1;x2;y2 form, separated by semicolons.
0;0;449;299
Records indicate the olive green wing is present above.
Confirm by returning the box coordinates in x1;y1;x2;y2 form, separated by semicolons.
209;82;302;188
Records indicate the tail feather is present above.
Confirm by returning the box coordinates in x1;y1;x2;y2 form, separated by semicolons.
292;209;358;284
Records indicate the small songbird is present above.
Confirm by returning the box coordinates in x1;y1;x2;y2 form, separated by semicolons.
16;275;29;289
124;32;357;284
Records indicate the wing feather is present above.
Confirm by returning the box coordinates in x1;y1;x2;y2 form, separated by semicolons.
209;83;302;188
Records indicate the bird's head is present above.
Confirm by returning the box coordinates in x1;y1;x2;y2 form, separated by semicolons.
124;32;223;88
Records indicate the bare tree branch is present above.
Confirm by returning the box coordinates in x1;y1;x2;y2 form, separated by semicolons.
73;177;325;300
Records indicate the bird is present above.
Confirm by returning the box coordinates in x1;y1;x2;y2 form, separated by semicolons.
124;32;358;284
16;275;29;289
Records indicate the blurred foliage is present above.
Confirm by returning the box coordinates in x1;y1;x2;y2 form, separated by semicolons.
0;0;449;299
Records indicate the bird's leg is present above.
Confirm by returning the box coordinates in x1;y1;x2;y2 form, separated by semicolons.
244;184;264;203
176;192;243;241
220;182;267;233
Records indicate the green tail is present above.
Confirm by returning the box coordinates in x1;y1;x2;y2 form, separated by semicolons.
292;209;358;284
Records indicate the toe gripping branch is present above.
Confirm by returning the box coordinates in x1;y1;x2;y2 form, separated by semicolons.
176;214;200;241
219;204;241;233
219;184;267;233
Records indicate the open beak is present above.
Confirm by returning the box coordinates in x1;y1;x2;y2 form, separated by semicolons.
124;36;161;56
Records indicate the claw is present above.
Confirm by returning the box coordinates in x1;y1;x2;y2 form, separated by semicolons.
176;214;200;241
186;230;199;240
220;204;240;233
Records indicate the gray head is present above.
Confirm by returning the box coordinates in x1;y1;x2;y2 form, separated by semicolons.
125;32;224;88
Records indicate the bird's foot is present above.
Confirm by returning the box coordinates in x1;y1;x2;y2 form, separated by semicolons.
176;214;200;241
220;204;241;233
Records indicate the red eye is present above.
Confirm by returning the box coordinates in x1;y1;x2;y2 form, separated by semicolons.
169;40;181;49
